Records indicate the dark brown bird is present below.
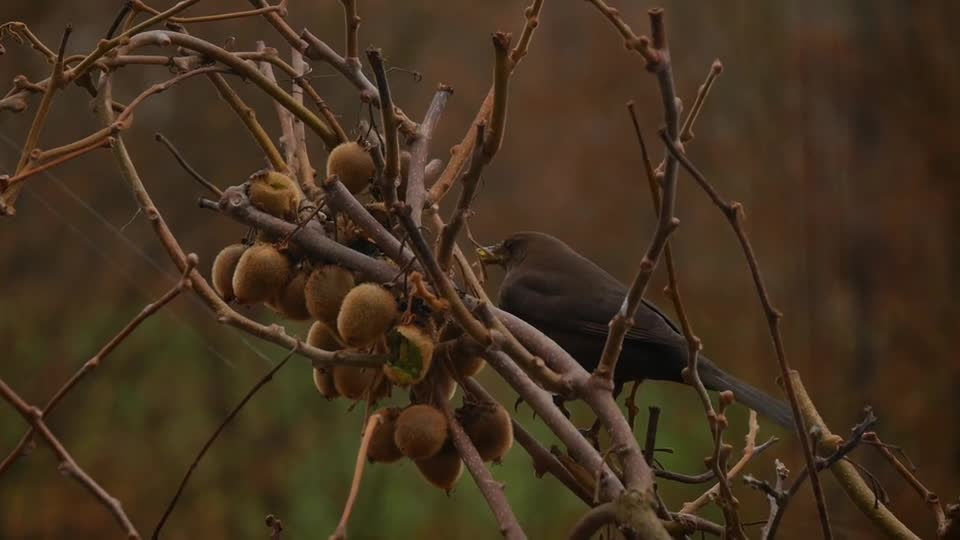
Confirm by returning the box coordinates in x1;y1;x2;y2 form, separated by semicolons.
478;231;793;428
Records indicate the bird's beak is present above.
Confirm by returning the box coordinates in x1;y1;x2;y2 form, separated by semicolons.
476;242;506;266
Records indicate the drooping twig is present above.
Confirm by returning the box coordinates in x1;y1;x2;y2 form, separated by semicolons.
0;376;141;539
153;346;297;540
1;136;113;191
406;85;453;225
661;129;833;539
0;255;197;477
154;133;222;197
440;395;526;539
330;411;384;540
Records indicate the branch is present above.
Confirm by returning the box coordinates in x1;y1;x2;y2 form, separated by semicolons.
459;376;593;506
330;411;382;540
154;133;222;197
0;376;141;539
338;0;360;64
1;25;72;214
428;0;543;205
0;256;195;477
440;395;526;539
208;72;287;172
567;502;617;540
436;124;486;271
679;59;722;143
780;373;922;539
367;48;401;207
256;40;297;174
153;347;296;539
863;431;952;537
406;85;453;226
661;129;833;539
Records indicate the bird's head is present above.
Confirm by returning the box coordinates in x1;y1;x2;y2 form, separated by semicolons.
477;231;572;272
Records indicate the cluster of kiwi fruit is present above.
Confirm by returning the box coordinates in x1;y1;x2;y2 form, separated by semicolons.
209;141;513;492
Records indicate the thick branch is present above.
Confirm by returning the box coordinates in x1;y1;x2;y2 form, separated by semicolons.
406;85;453;225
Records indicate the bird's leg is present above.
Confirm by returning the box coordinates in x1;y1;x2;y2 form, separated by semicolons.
625;380;643;431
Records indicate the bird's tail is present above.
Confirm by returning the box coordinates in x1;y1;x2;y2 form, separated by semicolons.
697;359;794;429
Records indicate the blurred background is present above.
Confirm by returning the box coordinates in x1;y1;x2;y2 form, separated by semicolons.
1;1;958;538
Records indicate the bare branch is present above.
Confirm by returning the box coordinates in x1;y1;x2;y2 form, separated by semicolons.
660;129;834;539
367;48;402;207
0;377;141;539
406;85;453;226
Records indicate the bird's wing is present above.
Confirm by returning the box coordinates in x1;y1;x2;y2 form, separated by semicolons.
573;318;684;348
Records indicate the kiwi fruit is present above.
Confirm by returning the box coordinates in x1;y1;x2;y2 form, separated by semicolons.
440;325;485;378
383;325;435;386
311;367;339;399
304;265;355;325
211;243;248;301
412;365;457;403
367;407;403;463
307;321;342;351
333;366;389;402
326;142;375;194
268;267;310;320
414;442;463;492
458;400;514;463
248;170;302;220
232;243;292;304
337;283;398;347
394;404;448;460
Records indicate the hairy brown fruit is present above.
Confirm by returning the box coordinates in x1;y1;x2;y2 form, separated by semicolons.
332;366;388;402
211;243;247;301
311;367;339;399
327;142;375;194
412;366;457;403
232;243;291;304
394;404;447;460
383;325;435;386
304;265;355;325
414;443;462;492
440;325;485;378
268;268;310;320
458;400;514;463
337;283;398;347
307;321;342;351
367;408;403;463
248;170;302;220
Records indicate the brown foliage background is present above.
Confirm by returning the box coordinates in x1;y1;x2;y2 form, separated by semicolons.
0;1;957;538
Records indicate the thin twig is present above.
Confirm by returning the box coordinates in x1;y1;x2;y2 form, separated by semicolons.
679;59;723;143
330;411;383;540
154;133;222;197
660;128;833;539
153;346;297;540
366;48;401;207
0;377;141;539
427;0;543;205
208;72;287;172
0;255;196;477
131;0;283;24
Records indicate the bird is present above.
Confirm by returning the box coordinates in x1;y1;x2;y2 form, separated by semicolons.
477;231;793;429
